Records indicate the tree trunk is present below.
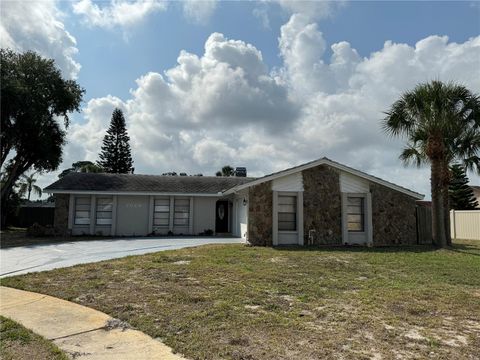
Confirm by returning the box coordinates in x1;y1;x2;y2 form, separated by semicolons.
431;159;447;247
443;184;452;246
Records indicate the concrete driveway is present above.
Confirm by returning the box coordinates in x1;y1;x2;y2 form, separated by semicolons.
0;237;244;278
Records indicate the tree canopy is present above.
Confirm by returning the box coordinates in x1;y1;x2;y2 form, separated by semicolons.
59;161;104;178
449;164;479;210
97;108;134;174
216;165;234;177
383;80;480;247
0;49;84;227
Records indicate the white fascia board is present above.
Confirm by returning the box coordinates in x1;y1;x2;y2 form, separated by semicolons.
223;158;424;200
45;190;223;197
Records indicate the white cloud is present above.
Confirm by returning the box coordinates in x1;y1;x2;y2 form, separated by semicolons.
182;0;217;25
72;0;167;28
253;0;345;28
46;17;480;199
276;0;344;21
0;0;80;79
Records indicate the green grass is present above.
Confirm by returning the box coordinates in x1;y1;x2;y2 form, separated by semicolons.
0;316;69;360
2;240;480;359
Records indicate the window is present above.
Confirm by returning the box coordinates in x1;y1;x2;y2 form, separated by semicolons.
96;198;113;225
278;195;296;231
154;198;170;227
74;197;91;225
174;198;190;226
347;197;364;232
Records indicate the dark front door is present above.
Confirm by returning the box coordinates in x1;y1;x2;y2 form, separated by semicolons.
215;201;229;233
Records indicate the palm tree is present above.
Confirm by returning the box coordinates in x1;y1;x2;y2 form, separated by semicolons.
18;172;42;201
383;81;480;247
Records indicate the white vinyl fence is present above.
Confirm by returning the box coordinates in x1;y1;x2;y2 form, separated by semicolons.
450;210;480;241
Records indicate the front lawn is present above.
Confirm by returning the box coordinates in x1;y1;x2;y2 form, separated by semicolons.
0;316;69;360
2;240;479;359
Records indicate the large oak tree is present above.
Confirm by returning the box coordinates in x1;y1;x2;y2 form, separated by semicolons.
1;49;84;226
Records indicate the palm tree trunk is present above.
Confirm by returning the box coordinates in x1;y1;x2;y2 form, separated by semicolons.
431;159;447;247
443;162;452;246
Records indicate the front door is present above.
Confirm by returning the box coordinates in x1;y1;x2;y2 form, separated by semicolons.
215;201;229;233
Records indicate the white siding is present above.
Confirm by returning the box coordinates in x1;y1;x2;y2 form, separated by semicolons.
340;172;369;193
272;172;303;192
233;189;248;239
193;197;217;235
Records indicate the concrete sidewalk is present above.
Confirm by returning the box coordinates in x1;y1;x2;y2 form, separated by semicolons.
0;286;186;360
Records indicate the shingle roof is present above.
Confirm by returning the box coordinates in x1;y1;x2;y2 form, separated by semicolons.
44;172;255;194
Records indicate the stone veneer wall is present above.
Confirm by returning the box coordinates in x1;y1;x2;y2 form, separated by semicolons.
302;165;342;245
54;194;70;235
370;183;417;245
248;181;273;246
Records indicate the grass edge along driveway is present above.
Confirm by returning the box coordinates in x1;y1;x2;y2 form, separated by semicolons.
2;240;479;360
0;316;69;360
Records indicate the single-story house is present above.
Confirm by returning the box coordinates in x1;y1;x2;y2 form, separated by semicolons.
45;157;424;246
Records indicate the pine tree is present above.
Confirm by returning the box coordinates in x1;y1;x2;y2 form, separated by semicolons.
97;108;133;173
448;164;479;210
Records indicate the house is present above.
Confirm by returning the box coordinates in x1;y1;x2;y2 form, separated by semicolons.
45;157;424;246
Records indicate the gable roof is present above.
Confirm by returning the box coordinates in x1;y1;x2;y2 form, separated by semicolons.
223;157;424;200
44;172;254;196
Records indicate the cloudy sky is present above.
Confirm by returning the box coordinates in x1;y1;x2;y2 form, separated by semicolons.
1;0;479;198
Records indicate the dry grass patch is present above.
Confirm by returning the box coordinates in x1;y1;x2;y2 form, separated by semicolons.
2;240;480;359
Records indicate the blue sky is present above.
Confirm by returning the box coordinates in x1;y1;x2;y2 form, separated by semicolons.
63;1;480;102
2;0;480;197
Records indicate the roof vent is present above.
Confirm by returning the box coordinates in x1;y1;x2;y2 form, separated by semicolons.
235;167;246;177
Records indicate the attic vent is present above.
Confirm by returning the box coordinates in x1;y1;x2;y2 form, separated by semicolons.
235;167;246;177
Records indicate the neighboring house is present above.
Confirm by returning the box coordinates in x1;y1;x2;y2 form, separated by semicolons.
45;157;424;246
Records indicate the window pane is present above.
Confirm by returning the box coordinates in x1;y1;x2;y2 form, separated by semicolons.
347;205;362;214
97;198;112;205
154;205;170;212
75;218;90;225
154;218;169;226
175;206;189;212
76;197;90;205
175;212;189;219
75;211;90;218
155;198;170;206
175;199;189;207
97;218;112;225
76;204;90;211
347;197;364;232
278;213;296;222
347;197;362;206
97;204;112;211
154;212;169;219
278;204;295;213
277;195;296;232
96;211;112;219
174;218;189;226
279;221;296;231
